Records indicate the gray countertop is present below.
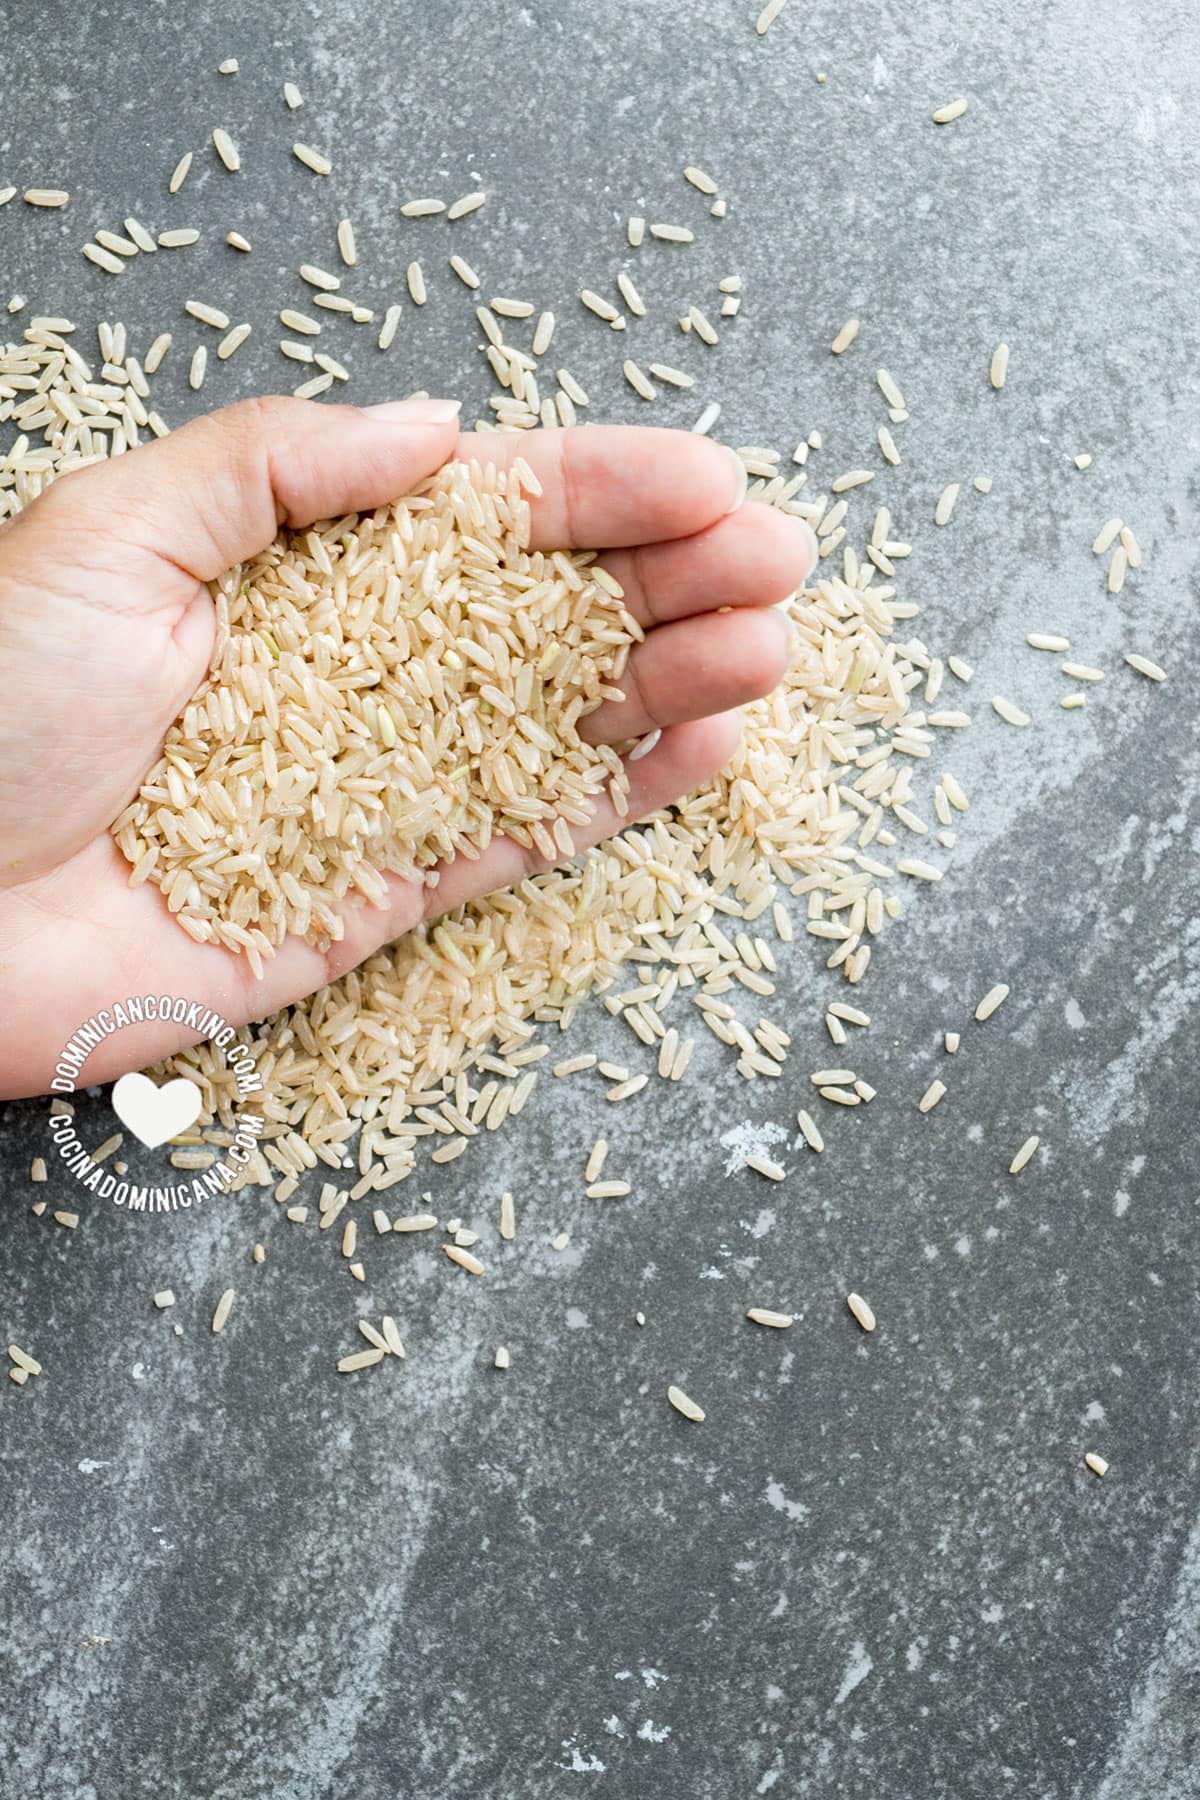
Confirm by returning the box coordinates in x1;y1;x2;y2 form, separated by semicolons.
2;1;1199;1795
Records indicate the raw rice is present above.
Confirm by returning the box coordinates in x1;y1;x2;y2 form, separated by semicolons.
989;343;1009;389
83;245;127;276
876;368;905;410
1124;652;1166;682
211;1288;235;1333
797;1110;824;1152
846;1293;876;1332
1084;1452;1108;1477
1108;546;1128;593
932;98;969;123
186;300;231;329
212;128;240;172
667;1384;705;1421
830;318;859;355
934;483;960;526
1009;1134;1039;1174
217;323;251;360
747;1308;793;1328
755;0;788;33
580;289;620;322
293;143;332;176
745;1153;786;1181
975;983;1010;1021
623;359;656;401
991;696;1030;727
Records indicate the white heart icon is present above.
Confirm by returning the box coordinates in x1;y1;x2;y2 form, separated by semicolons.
111;1071;204;1150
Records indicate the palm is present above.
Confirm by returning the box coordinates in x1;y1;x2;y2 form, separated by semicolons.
0;404;812;1097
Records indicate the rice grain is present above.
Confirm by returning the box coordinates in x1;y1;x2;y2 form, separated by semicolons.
667;1384;705;1421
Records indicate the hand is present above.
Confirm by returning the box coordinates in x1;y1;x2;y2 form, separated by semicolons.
0;396;815;1098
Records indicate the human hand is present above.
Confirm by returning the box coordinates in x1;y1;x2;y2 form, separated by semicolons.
0;397;815;1097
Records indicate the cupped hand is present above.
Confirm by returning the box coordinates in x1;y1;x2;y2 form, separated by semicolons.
0;396;815;1097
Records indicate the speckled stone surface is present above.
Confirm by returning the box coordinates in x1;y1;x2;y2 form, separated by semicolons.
2;2;1199;1795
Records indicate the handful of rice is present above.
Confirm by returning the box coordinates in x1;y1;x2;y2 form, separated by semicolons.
112;459;641;972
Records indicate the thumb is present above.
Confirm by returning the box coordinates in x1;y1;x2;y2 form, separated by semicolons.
33;392;463;592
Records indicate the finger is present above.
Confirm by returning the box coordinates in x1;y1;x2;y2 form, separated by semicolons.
578;608;791;744
33;394;462;595
461;426;746;548
267;715;743;991
597;501;818;628
413;713;744;918
7;713;743;1094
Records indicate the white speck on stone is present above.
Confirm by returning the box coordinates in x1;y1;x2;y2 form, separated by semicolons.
1086;1400;1107;1423
720;1119;789;1176
78;1458;111;1475
757;1766;784;1793
640;1667;667;1689
131;1362;146;1381
565;1308;589;1331
1064;997;1087;1029
834;1641;873;1705
1114;1191;1131;1218
906;1642;923;1670
765;1479;809;1522
560;1741;606;1773
637;1719;671;1743
603;1715;625;1737
981;1602;1004;1624
699;1265;725;1281
954;1234;971;1257
743;1209;776;1240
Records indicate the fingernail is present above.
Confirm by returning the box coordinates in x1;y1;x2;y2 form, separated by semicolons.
363;397;461;424
794;518;819;578
724;446;748;513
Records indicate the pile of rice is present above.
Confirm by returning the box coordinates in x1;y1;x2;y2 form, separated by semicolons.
111;459;640;971
2;323;952;1194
